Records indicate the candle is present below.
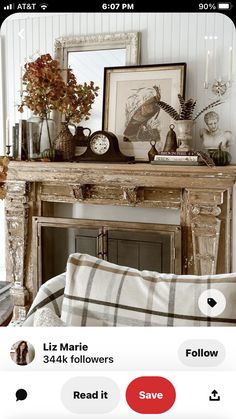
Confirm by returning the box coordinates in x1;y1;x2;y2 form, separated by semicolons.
228;46;233;83
205;50;210;86
20;66;23;95
5;118;9;146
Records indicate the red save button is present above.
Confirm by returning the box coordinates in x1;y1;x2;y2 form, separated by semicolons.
126;376;176;414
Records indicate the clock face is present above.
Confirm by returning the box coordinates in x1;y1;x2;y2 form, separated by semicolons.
90;134;110;155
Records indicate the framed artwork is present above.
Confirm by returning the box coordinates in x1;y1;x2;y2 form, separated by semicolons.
102;63;186;161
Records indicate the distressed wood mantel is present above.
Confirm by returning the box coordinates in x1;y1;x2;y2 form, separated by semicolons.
5;161;236;320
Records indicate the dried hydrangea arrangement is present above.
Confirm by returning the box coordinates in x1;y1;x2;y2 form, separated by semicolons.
18;54;65;121
18;54;99;148
57;68;99;124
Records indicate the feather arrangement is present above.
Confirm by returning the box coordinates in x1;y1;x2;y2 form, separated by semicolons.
158;94;223;121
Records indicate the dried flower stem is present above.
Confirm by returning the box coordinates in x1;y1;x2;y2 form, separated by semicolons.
45;114;52;148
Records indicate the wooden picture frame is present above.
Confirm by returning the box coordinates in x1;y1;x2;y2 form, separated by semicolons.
103;63;186;161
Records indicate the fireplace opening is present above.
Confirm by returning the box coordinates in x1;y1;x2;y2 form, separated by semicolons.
33;217;181;297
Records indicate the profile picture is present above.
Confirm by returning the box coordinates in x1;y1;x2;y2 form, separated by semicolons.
10;340;35;366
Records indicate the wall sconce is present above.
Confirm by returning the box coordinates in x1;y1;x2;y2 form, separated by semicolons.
204;46;233;97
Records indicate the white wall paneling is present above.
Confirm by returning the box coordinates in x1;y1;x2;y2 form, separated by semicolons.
1;13;234;156
0;35;6;155
0;12;235;271
0;22;5;284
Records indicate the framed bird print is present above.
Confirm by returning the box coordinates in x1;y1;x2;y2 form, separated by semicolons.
102;63;186;161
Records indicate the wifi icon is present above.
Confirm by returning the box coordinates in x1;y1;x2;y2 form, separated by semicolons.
40;3;48;9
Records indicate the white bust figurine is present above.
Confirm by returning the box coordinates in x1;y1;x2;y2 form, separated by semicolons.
200;111;232;152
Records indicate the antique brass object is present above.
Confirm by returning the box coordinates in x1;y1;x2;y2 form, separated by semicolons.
163;124;177;152
148;140;158;162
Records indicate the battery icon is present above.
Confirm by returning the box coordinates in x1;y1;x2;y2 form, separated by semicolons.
217;2;232;9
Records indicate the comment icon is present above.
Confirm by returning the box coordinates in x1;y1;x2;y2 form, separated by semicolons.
16;389;27;401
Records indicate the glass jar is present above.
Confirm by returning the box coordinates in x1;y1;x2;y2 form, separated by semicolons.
40;114;56;153
27;115;41;159
27;114;56;159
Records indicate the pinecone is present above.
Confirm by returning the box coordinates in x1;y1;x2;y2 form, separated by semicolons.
196;151;215;167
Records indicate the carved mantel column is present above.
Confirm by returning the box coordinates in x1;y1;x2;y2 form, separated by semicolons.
182;188;231;275
5;181;30;320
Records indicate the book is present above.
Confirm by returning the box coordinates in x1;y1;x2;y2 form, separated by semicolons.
157;151;196;156
13;123;19;159
12;126;16;158
154;154;199;162
151;160;200;166
153;151;215;167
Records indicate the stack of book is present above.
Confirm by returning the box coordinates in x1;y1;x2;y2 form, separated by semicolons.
0;281;11;304
151;151;199;165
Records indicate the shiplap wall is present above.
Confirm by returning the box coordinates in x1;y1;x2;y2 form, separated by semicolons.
1;12;235;154
0;13;235;276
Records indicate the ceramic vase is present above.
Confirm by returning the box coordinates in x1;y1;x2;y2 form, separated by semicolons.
175;120;193;152
54;122;76;161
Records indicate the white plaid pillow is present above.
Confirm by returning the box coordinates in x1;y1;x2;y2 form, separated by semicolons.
60;253;236;327
33;307;66;327
22;273;66;327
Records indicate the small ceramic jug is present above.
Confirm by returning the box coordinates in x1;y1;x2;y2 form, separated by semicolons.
74;126;91;146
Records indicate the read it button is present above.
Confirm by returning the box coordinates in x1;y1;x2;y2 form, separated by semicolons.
126;376;176;414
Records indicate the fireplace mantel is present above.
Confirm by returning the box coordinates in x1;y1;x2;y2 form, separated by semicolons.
7;161;236;187
5;161;236;320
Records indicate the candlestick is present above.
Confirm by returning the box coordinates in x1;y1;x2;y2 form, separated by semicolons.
204;50;210;88
204;46;233;96
6;145;11;157
5;118;9;146
228;46;233;83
